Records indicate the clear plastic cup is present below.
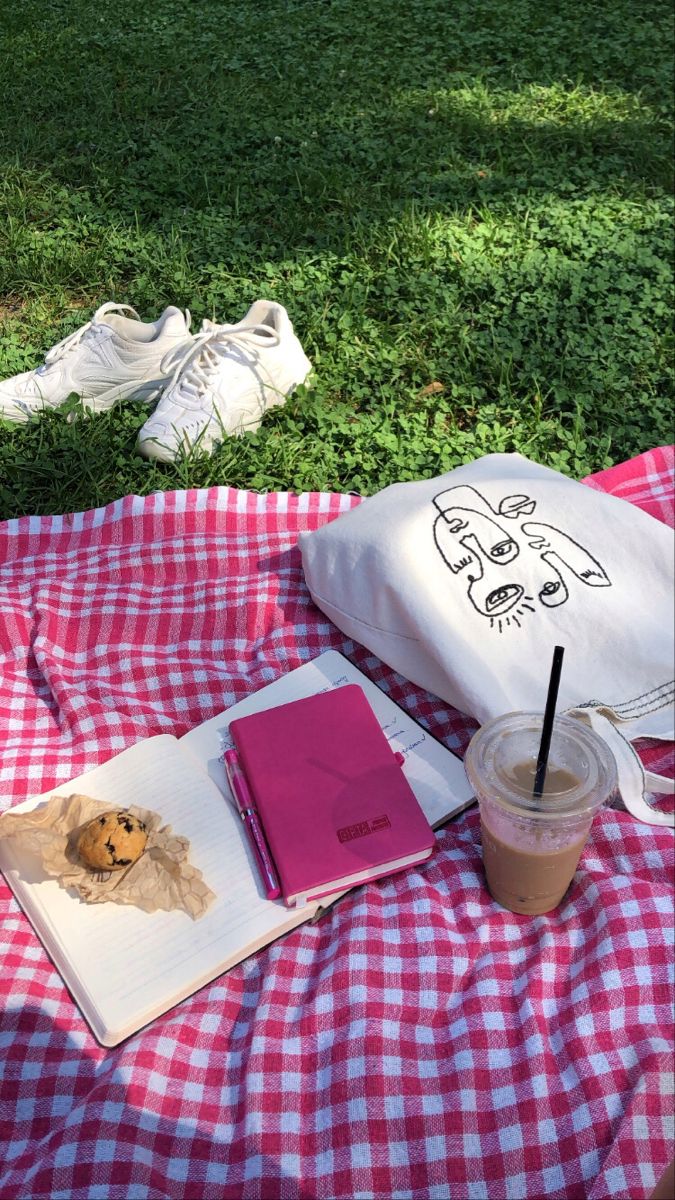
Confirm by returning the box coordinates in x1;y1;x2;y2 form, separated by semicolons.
464;712;618;915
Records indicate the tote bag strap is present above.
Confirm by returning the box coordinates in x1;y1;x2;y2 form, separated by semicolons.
565;706;675;828
644;771;675;795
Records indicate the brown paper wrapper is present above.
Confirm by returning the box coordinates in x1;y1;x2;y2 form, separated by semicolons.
0;793;215;920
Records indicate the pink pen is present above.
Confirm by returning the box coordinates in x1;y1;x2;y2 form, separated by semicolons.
223;749;281;900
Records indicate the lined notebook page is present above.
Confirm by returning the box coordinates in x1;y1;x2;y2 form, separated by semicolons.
1;651;473;1046
0;736;316;1046
181;650;473;829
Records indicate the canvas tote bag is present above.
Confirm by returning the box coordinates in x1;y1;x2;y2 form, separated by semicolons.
300;454;675;826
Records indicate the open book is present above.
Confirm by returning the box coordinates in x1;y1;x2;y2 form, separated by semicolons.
0;650;474;1046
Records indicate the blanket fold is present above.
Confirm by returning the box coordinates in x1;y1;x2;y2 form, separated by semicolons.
1;447;673;1200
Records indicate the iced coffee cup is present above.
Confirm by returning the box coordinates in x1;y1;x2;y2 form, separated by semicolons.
464;712;618;915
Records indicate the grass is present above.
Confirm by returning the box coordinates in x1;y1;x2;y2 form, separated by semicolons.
0;0;673;519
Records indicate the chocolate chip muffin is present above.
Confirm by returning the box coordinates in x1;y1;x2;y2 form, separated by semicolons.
76;810;148;871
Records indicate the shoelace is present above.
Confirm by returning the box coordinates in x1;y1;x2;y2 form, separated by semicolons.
159;322;281;405
41;303;142;368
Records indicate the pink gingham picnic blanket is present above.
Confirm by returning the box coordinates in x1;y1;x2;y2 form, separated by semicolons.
1;447;673;1200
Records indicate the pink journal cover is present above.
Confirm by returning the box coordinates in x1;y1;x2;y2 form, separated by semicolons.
228;684;435;905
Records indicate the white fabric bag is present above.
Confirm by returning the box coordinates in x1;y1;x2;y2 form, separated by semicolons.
300;453;675;826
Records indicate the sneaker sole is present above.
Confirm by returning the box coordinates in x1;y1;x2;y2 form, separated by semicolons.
78;377;166;413
0;378;166;424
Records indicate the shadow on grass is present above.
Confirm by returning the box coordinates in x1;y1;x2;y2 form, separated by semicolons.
0;0;672;516
0;0;671;263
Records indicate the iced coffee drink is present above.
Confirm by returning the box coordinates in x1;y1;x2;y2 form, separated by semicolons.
464;713;618;915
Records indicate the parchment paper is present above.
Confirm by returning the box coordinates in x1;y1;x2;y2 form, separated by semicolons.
0;793;215;919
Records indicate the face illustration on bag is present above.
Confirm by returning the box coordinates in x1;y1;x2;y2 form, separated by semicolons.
432;485;611;631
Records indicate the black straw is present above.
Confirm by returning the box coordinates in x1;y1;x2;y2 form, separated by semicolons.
533;645;565;799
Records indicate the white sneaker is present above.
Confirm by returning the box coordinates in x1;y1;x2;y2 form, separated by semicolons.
0;302;191;423
136;300;312;462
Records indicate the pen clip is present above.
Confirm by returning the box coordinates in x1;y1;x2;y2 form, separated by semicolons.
219;751;240;812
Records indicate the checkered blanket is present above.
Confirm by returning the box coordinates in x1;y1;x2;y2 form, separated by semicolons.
1;448;673;1200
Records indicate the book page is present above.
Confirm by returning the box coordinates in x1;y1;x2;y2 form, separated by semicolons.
180;650;474;828
1;651;473;1045
0;735;316;1045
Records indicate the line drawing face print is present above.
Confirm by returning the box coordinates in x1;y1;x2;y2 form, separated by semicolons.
432;484;611;632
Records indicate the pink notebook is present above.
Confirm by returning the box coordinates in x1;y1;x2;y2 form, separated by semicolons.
228;684;436;906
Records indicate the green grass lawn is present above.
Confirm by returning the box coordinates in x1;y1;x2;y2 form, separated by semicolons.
0;0;673;519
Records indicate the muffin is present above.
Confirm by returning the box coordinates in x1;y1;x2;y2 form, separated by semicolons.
76;810;148;871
